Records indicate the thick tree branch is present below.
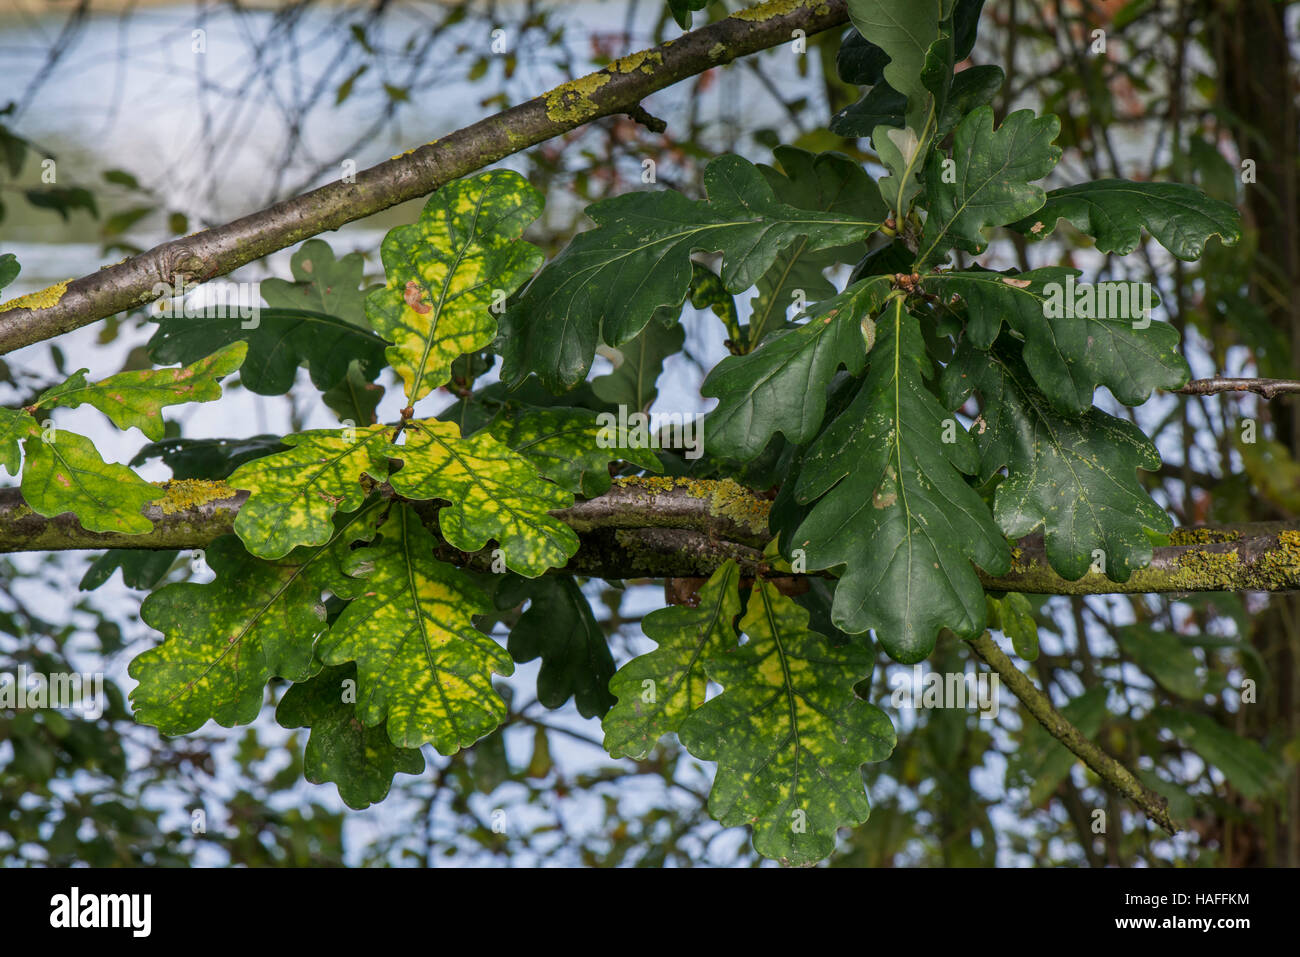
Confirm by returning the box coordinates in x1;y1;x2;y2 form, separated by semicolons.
0;0;850;355
991;523;1300;594
2;477;1299;596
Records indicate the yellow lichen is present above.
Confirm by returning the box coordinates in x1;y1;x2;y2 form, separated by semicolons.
610;476;770;537
156;478;236;515
1173;548;1240;586
613;474;680;492
0;279;72;313
733;0;810;23
1268;530;1300;576
609;50;663;75
1169;526;1241;546
708;42;727;59
707;478;771;535
544;72;612;122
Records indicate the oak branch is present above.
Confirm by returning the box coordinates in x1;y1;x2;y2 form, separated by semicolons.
1;477;1298;596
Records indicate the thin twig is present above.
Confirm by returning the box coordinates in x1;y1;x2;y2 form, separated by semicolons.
1173;377;1300;399
965;630;1179;835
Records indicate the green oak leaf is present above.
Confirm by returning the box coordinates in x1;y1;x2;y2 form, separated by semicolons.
317;504;512;752
148;305;387;398
834;64;1003;145
499;154;883;392
366;169;544;404
678;579;896;865
667;0;708;29
388;417;578;576
227;425;392;559
1009;179;1242;260
322;360;384;426
147;235;385;398
845;0;992;216
0;252;19;293
438;377;606;435
702;276;890;462
748;148;888;345
943;338;1170;581
130;435;286;479
590;319;684;413
846;0;942;109
602;560;742;759
989;592;1039;662
485;405;661;498
916;106;1061;265
22;430;164;534
276;663;426;810
260;238;376;325
874;31;953;216
926;267;1188;411
130;508;383;734
791;298;1010;660
33;341;246;441
687;261;741;341
936;64;1005;137
80;549;177;591
838;0;985;86
837;30;889;86
496;575;615;719
148;235;384;400
830;83;908;138
0;407;39;475
259;239;389;419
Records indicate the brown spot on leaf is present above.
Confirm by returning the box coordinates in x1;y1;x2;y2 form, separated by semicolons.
404;279;432;314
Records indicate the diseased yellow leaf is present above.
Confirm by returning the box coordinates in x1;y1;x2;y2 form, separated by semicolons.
387;417;578;576
366;170;544;404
